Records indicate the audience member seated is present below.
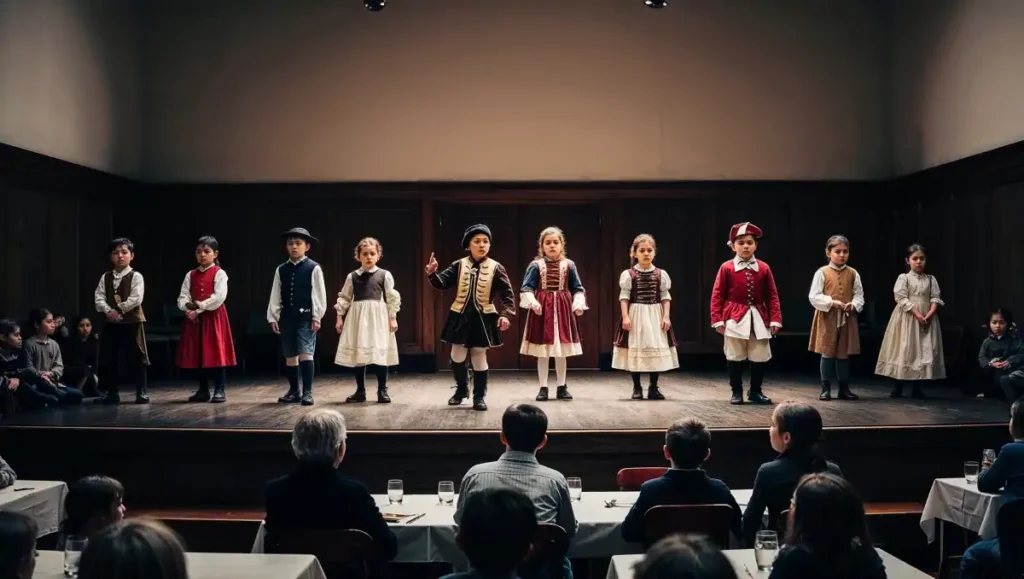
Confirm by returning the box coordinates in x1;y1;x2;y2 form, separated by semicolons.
960;397;1024;579
441;487;538;579
23;308;83;405
60;315;101;398
769;472;886;579
976;308;1024;399
0;318;59;409
743;402;841;547
632;534;738;579
265;408;397;572
78;519;188;579
621;418;742;546
455;404;578;579
62;475;127;544
0;454;15;489
0;511;37;579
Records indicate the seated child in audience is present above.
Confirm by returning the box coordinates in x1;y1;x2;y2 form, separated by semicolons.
78;519;187;579
60;315;101;397
961;397;1024;579
441;487;538;579
24;308;83;405
61;475;127;544
0;511;38;579
633;534;739;579
977;308;1024;399
770;472;886;579
0;318;60;409
621;418;742;546
0;454;16;489
743;402;842;547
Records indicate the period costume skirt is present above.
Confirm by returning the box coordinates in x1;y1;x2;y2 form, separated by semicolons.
808;309;860;357
335;300;399;367
612;303;679;372
177;306;236;369
520;290;582;358
875;296;945;380
440;301;503;349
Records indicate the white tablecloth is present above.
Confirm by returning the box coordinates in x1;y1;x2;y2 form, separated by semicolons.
0;480;67;537
920;477;1005;542
252;490;752;564
34;550;326;579
606;548;931;579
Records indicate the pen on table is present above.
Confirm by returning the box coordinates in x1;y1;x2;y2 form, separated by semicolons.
404;513;426;524
13;488;35;492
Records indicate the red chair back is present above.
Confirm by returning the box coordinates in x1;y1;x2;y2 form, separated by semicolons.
643;504;735;548
264;528;373;579
616;467;667;491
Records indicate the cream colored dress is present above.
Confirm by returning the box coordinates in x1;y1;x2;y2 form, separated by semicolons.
874;272;946;380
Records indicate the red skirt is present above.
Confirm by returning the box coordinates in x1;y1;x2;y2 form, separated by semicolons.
523;290;581;346
177;307;237;369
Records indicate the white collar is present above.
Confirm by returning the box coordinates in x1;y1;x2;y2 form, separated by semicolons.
359;266;380;274
732;256;758;272
288;256;308;265
197;264;214;272
112;266;133;277
828;263;847;271
633;264;655;272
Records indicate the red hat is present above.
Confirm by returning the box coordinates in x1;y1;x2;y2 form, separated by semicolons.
728;222;762;245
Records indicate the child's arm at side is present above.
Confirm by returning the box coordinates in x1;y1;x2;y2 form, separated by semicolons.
311;264;328;328
384;271;401;332
710;265;727;331
660;270;673;331
266;269;282;328
851;270;865;312
893;274;923;320
764;265;783;332
176;272;193;312
519;262;541;313
807;268;834;312
924;275;944;321
334;274;354;333
94;274;117;320
568;261;587;314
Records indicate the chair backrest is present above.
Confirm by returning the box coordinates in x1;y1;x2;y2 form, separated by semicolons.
263;527;373;579
525;522;570;565
997;499;1024;579
643;504;734;548
616;467;667;491
778;508;790;538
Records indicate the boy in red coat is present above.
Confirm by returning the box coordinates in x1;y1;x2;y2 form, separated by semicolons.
710;222;782;404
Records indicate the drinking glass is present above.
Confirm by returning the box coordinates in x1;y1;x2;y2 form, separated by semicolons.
964;461;980;484
64;536;88;577
387;479;404;505
438;481;455;505
983;448;996;466
754;530;779;571
567;477;582;501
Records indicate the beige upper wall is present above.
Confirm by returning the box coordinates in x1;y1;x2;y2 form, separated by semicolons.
0;0;142;177
891;0;1024;175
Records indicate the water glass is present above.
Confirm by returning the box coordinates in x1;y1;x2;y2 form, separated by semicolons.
965;461;980;484
387;479;404;505
754;530;779;571
983;448;996;466
567;477;582;501
438;481;455;505
64;536;88;577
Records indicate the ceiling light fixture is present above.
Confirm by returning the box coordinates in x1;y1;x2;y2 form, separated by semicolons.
365;0;386;11
645;0;667;7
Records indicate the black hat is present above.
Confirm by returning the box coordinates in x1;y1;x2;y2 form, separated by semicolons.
281;227;319;244
462;224;492;249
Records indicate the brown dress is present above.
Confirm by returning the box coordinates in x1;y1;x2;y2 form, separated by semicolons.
808;265;861;358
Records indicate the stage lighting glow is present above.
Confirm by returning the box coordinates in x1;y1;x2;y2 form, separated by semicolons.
365;0;386;11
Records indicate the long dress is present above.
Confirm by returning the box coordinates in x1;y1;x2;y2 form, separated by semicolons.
176;266;236;369
519;258;587;358
875;271;946;380
612;266;679;372
334;267;401;367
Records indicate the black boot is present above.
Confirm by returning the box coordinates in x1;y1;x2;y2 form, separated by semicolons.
449;361;469;405
747;363;772;405
189;371;211;403
536;386;549;401
556;385;573;400
135;367;150;404
911;381;927;399
211;368;226;403
374;365;391;404
819;381;832;401
837;381;859;400
631;373;644;400
727;362;744;404
889;380;904;398
647;373;665;400
347;367;367;403
279;365;301;403
472;370;488;411
299;360;315;406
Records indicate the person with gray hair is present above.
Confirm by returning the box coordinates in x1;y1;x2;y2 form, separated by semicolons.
266;409;397;574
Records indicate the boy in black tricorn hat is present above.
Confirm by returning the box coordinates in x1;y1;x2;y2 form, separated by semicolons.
268;227;327;405
424;224;515;411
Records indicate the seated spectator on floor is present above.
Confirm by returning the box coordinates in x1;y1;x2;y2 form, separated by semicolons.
976;308;1024;399
770;472;885;579
0;511;38;579
62;475;127;544
632;534;738;579
455;404;578;579
1;318;60;409
621;417;742;546
961;397;1024;579
441;488;537;579
743;402;842;547
266;408;397;572
0;454;15;489
60;315;101;397
78;519;188;579
23;308;83;405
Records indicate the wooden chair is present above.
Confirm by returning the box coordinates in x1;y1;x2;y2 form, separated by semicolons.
643;504;735;548
997;498;1024;579
616;467;667;491
522;523;570;579
263;527;374;579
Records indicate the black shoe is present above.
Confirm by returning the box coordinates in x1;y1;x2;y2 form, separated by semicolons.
95;393;121;405
819;381;832;401
189;389;211;403
889;382;904;398
647;386;665;400
135;394;150;404
631;385;644;400
346;389;367;403
278;389;301;404
472;398;487;411
536;387;549;401
837;382;859;400
556;386;572;400
300;391;314;406
748;390;773;405
211;388;226;403
448;387;469;405
377;389;391;404
730;390;744;405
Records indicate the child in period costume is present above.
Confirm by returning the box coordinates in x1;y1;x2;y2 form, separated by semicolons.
268;228;327;406
710;222;781;405
177;236;237;403
612;234;678;400
336;237;401;404
425;224;515;411
93;238;150;404
875;243;946;398
807;235;863;401
976;308;1024;400
520;226;587;402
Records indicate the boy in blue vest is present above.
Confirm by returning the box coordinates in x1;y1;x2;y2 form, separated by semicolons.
268;228;327;405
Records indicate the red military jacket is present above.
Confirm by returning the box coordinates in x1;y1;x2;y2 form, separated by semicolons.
710;257;782;335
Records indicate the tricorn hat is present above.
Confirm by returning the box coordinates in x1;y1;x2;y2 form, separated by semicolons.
462;224;492;249
727;222;762;245
281;227;319;244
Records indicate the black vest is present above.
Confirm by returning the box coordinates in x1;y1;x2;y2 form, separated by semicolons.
278;258;318;315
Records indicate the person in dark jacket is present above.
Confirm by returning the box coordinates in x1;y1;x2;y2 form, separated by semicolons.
61;315;101;397
977;309;1024;399
769;472;886;579
621;417;742;546
0;318;59;409
266;408;397;573
743;402;842;546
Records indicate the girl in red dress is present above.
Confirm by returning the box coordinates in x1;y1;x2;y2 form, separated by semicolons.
177;236;237;403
